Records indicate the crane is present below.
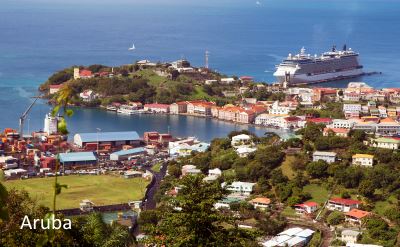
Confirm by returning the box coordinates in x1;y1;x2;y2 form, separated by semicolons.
19;96;40;139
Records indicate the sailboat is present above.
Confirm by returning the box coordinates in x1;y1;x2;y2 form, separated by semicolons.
128;43;135;51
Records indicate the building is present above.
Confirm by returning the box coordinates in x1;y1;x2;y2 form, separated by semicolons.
262;227;315;247
327;198;360;212
208;168;222;177
187;101;215;116
220;78;236;84
73;131;140;149
346;244;382;247
181;165;201;176
323;127;350;137
214;197;242;209
312;151;337;163
371;137;400;150
231;134;252;146
250;197;271;210
269;101;291;115
294;202;318;214
169;141;210;157
236;146;257;157
44;113;58;135
59;152;97;169
352;154;374;167
343;104;362;118
345;209;370;225
330;119;357;129
110;147;146;161
376;118;400;135
341;229;361;244
170;102;188;114
143;103;170;113
49;84;63;94
79;90;97;102
222;181;256;196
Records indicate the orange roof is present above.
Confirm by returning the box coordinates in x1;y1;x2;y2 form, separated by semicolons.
295;201;318;208
250;197;271;204
380;117;396;123
323;128;350;134
345;209;370;219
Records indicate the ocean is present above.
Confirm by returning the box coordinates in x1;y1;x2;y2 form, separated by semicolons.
0;0;399;140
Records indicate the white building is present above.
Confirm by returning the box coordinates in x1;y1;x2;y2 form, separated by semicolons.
79;90;97;102
236;146;257;157
220;78;236;84
222;181;256;196
329;119;357;129
376;119;400;135
312;151;337;163
231;134;252;146
343;104;362;118
208;168;222;177
371;137;400;150
44;113;58;135
341;229;361;244
327;198;360;212
352;154;374;167
269;101;291;115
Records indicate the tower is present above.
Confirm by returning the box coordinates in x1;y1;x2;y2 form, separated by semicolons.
205;50;210;69
73;68;80;80
44;113;58;135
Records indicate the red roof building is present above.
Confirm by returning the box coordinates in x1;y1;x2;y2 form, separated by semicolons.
345;209;371;224
294;201;318;214
327;198;361;212
79;69;93;78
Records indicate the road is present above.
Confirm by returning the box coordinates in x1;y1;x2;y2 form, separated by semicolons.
142;162;167;210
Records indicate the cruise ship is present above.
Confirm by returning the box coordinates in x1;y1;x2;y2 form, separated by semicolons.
273;45;364;85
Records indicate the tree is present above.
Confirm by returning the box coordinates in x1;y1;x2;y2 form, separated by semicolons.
306;160;329;179
0;183;8;222
358;180;377;198
326;211;345;225
144;175;257;246
363;216;398;242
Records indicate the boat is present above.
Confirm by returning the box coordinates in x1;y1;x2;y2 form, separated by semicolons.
128;43;135;51
273;45;364;85
106;105;117;111
117;105;136;115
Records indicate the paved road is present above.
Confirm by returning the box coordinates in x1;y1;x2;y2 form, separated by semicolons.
142;162;167;210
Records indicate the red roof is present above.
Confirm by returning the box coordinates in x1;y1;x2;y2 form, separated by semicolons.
345;209;370;219
49;84;63;89
323;128;350;134
295;201;318;208
307;118;332;124
329;198;361;206
240;76;254;80
144;103;170;109
80;70;92;77
284;116;301;122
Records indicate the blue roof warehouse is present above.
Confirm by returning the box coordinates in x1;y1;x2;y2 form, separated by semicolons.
110;147;147;161
59;152;97;168
73;131;141;149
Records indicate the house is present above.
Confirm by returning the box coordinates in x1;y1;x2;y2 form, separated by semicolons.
294;202;318;214
49;84;63;94
376;118;400;135
143;103;170;113
169;142;210;157
307;117;333;126
352;154;374;167
330;119;357;129
345;209;370;225
250;197;271;210
222;181;256;196
312;151;337;163
214;197;242;209
323;127;350;137
79;90;97;102
78;69;93;79
170;101;188;114
343;104;362;118
231;134;252;146
236;146;257;157
220;78;236;84
327;198;361;212
181;165;201;176
341;229;361;244
371;137;400;150
208;168;222;177
269;101;291;115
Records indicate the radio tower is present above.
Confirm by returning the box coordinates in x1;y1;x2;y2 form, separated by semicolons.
205;50;209;69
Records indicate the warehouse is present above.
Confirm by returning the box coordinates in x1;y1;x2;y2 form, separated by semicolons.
73;131;141;149
110;147;146;161
59;152;97;169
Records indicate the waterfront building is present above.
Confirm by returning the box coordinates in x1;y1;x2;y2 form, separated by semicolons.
211;106;220;118
59;152;97;169
323;127;350;137
312;151;337;163
44;113;58;135
170;101;188;114
49;84;63;94
352;154;374;167
371;137;400;149
110;147;146;161
327;198;360;212
144;103;170;113
345;209;370;225
294;201;318;214
187;101;215;116
73;131;140;149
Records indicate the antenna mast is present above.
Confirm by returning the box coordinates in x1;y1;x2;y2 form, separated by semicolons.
205;50;209;69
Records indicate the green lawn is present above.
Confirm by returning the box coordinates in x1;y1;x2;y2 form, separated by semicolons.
373;195;398;216
281;155;297;180
152;162;162;173
303;184;330;204
4;175;149;209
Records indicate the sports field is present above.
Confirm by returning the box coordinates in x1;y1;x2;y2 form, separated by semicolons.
4;175;149;209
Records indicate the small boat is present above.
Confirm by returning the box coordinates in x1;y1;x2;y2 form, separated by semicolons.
128;43;135;51
106;105;117;111
117;105;136;115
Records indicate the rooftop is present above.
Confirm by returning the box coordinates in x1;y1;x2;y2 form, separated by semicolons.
59;152;97;163
313;151;337;157
75;131;140;143
329;198;361;205
110;147;146;156
345;208;370;219
352;154;374;159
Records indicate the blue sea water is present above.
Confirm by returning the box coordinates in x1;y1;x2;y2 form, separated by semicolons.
0;0;399;140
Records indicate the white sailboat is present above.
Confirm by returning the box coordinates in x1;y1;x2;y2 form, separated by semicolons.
128;43;135;51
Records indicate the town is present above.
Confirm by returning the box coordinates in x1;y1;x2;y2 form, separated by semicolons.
1;60;400;247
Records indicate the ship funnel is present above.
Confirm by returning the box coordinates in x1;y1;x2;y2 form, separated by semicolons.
343;44;347;51
332;45;336;52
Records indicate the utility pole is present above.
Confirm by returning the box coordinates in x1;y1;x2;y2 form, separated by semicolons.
96;128;101;171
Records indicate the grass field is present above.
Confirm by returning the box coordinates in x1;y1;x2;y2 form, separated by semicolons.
4;175;149;209
303;184;330;204
281;155;297;180
152;162;162;173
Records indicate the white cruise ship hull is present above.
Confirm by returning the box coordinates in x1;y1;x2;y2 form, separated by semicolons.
274;68;364;85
